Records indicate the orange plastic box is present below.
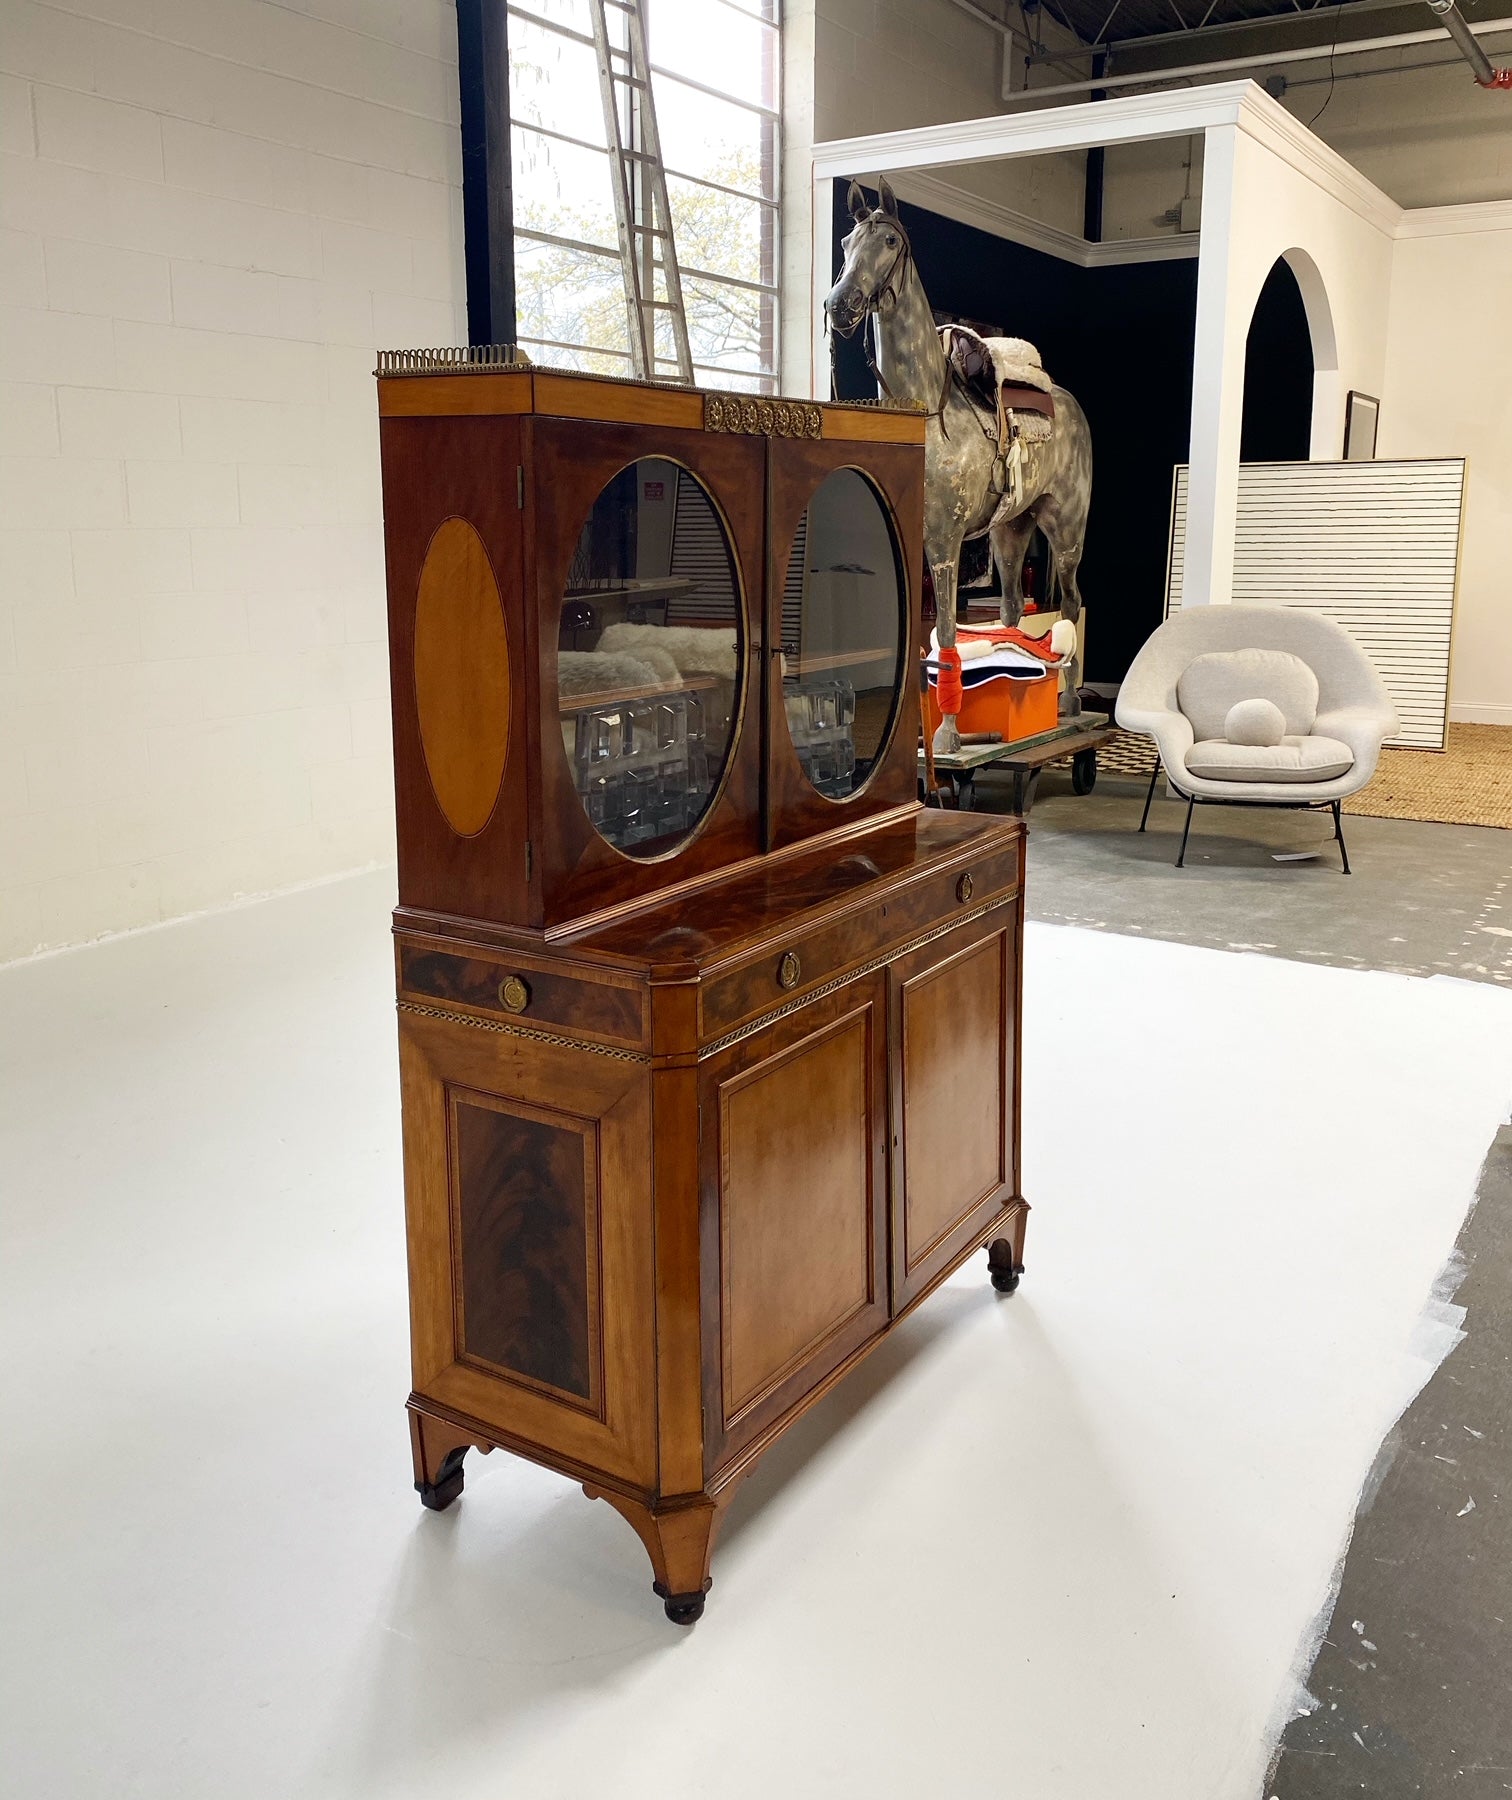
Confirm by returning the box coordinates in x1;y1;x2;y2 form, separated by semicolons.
923;666;1058;745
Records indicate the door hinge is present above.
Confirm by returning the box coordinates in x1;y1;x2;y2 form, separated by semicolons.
516;466;524;509
525;839;533;882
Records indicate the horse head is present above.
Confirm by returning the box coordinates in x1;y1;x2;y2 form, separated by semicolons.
824;178;910;339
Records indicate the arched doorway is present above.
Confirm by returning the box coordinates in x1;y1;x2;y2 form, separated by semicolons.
1240;257;1314;462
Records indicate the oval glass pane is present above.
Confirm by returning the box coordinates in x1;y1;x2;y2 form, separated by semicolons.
779;470;905;800
559;458;742;856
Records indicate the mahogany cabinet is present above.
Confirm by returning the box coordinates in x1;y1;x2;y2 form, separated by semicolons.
378;355;1028;1624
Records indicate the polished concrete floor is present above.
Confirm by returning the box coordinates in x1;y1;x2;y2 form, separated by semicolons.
1014;768;1512;988
1001;764;1512;1797
1268;1126;1512;1798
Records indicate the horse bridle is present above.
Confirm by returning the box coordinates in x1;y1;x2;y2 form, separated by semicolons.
830;208;953;430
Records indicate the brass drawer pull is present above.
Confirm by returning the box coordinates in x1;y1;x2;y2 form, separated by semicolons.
498;974;531;1014
956;872;974;903
777;951;802;991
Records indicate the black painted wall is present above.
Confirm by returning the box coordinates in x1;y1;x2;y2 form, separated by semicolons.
1240;258;1314;463
828;188;1313;683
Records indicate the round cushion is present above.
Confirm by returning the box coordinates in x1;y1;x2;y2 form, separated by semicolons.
1177;647;1319;742
1225;697;1286;747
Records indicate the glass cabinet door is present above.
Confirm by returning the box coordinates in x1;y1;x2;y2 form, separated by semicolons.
558;457;744;857
777;470;906;802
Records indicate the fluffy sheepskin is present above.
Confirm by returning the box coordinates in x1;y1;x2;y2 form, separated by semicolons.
557;647;681;697
598;622;738;680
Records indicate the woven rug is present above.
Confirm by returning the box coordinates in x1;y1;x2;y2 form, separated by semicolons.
1077;725;1511;830
1344;724;1512;830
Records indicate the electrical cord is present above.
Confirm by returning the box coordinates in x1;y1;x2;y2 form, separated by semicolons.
1307;1;1347;125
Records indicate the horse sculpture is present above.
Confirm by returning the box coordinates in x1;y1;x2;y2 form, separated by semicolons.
825;179;1093;755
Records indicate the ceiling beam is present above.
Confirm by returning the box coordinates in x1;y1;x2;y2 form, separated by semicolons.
1103;0;1439;52
992;11;1512;99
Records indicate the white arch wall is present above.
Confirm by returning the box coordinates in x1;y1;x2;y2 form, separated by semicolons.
1185;108;1396;606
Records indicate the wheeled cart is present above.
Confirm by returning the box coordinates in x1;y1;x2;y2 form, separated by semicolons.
922;717;1112;814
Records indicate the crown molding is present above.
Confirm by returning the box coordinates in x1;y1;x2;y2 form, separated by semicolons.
885;172;1086;265
1396;198;1512;239
812;80;1257;178
1232;83;1402;238
886;170;1199;268
1084;233;1200;266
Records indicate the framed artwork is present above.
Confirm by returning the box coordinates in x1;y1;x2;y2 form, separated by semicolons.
1344;391;1380;461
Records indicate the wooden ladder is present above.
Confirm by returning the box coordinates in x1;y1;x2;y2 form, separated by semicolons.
588;0;694;386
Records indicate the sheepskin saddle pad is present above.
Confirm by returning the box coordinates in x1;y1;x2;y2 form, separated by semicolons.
939;325;1056;445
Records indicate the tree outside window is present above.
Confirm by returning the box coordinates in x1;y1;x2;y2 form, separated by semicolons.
507;0;779;392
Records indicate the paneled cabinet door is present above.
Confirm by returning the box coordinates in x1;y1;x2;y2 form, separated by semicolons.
397;1008;658;1488
698;974;890;1478
889;911;1018;1314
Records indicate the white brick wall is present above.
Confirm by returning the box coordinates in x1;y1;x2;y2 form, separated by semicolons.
0;0;464;961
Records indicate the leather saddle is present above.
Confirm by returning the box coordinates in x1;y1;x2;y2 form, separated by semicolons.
939;324;1056;454
939;325;1059;530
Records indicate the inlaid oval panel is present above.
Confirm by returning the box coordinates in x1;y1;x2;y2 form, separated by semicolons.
413;516;511;837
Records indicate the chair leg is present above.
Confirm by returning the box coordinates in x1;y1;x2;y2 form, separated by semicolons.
1333;799;1351;875
1139;758;1160;832
1176;793;1195;868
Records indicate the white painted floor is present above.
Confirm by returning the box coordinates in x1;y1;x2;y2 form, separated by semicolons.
2;872;1510;1800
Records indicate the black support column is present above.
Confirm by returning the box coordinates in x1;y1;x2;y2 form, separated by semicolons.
456;0;516;347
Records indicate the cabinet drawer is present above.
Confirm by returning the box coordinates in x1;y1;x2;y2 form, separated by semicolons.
398;940;648;1050
698;835;1020;1045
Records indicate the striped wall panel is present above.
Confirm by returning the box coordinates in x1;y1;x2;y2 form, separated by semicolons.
1166;459;1466;750
666;469;740;627
779;507;810;656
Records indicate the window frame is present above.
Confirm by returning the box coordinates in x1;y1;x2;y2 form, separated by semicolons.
456;0;781;391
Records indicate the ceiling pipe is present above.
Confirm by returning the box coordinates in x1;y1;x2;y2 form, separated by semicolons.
1423;0;1512;84
941;0;1086;72
1279;48;1496;86
1103;0;1437;54
988;13;1512;101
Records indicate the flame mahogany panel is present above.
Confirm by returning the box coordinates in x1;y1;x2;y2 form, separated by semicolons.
452;1092;600;1409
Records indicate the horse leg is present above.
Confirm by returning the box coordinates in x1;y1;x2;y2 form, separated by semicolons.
990;513;1036;629
1033;400;1093;720
930;552;962;756
1035;510;1086;719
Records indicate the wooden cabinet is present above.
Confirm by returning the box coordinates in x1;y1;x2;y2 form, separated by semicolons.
379;357;1028;1623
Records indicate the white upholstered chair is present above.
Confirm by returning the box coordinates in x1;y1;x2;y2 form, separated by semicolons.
1115;607;1398;873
